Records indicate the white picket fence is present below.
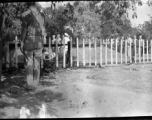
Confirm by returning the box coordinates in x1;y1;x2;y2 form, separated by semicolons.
4;36;152;69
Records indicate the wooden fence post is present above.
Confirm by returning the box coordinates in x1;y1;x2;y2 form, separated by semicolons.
63;37;66;68
125;40;127;64
49;37;51;52
70;37;73;67
89;37;91;66
94;38;97;66
135;39;136;63
130;38;132;63
76;37;79;67
15;36;18;68
121;39;122;64
111;39;113;64
143;40;145;63
151;40;152;62
83;38;85;66
100;39;102;66
56;38;59;67
147;40;148;62
139;39;141;63
105;39;107;65
116;38;118;64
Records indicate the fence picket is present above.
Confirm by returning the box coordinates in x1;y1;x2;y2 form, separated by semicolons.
56;38;58;67
125;40;127;64
105;39;107;65
143;40;145;63
94;38;97;66
83;38;85;66
100;40;102;66
147;40;148;62
15;36;18;68
151;40;152;62
49;37;51;52
76;37;79;67
111;39;113;64
139;40;141;63
116;38;118;64
121;39;122;64
89;37;91;66
130;38;132;63
63;37;66;68
70;37;73;67
135;39;136;63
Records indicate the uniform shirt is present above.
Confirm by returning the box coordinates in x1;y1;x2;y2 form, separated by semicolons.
64;36;70;44
63;36;70;52
21;6;45;50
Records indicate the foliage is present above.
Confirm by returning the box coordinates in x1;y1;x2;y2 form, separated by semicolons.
73;2;101;39
44;5;69;37
95;1;139;39
140;19;152;40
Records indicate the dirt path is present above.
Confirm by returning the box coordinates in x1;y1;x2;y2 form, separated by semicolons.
0;64;152;118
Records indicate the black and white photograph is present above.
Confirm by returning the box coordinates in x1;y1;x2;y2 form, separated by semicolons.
0;0;152;118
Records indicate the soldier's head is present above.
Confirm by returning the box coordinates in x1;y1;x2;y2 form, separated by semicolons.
128;34;131;38
134;35;136;39
139;35;142;39
53;35;55;38
57;34;60;37
26;2;42;12
64;33;69;37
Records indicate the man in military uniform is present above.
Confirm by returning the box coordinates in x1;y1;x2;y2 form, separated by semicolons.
20;2;45;89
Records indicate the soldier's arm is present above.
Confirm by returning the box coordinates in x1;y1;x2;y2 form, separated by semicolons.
1;14;7;39
20;20;30;60
21;23;28;43
20;18;28;51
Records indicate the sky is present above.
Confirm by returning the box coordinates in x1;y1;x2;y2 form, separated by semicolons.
128;2;152;27
38;1;152;27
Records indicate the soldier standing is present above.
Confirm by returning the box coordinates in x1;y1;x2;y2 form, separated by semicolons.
20;2;46;89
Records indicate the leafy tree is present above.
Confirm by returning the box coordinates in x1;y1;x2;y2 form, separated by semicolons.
141;20;152;40
44;5;70;38
64;1;101;43
0;2;63;82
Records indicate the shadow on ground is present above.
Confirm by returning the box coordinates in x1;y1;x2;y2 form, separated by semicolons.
0;71;61;118
0;88;63;118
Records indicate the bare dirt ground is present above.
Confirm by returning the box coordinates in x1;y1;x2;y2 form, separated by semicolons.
0;63;152;118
